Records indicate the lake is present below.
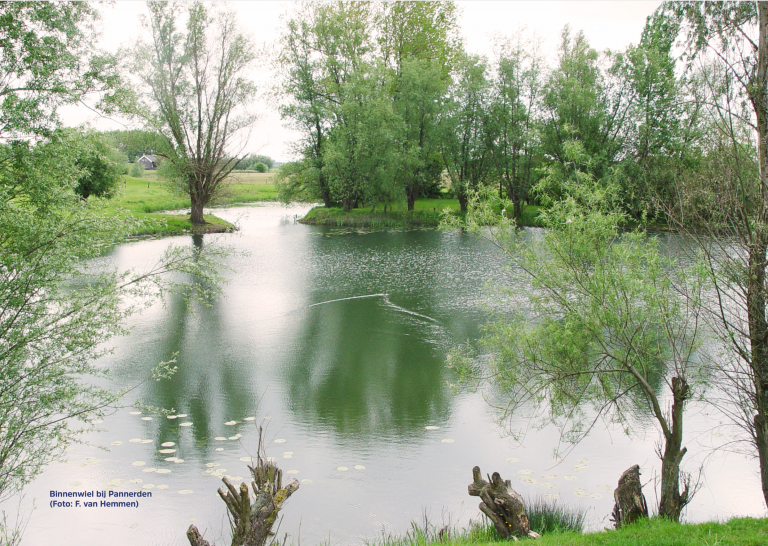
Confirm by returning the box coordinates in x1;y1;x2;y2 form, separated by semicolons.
17;203;766;545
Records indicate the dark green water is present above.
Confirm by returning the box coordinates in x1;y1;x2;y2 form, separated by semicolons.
19;204;764;545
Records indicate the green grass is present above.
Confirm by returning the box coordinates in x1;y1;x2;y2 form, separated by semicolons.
106;174;278;236
527;496;587;535
299;200;545;228
364;517;767;546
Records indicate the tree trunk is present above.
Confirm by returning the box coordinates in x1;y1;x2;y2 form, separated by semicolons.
611;465;648;529
457;189;468;213
190;197;206;225
186;427;300;546
754;2;768;510
342;198;351;212
658;376;690;521
467;466;539;539
407;189;416;211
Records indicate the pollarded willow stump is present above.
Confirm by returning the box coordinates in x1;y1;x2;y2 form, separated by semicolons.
610;464;648;530
468;466;539;540
187;427;300;546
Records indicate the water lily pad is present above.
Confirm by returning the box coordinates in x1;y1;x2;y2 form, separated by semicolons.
574;490;590;497
155;469;171;474
178;490;194;495
239;457;252;462
301;479;312;484
424;426;440;430
274;439;286;443
129;411;142;415
354;465;365;470
244;417;255;421
130;479;142;484
176;414;187;418
441;439;454;443
540;482;556;489
91;419;103;424
286;470;299;474
573;466;587;473
505;457;519;463
139;440;153;444
164;457;178;462
215;448;224;452
563;475;577;481
214;437;227;441
142;468;157;473
131;461;146;467
541;474;557;480
224;421;236;426
597;484;613;492
158;449;176;454
518;476;539;485
228;436;238;440
167;415;177;419
283;454;292;459
543;493;561;500
590;493;603;499
205;463;220;468
142;484;155;489
111;441;123;446
576;458;589;464
518;469;533;475
174;459;184;464
161;442;175;447
337;466;348;471
156;485;168;490
141;417;153;421
129;439;143;443
179;422;192;427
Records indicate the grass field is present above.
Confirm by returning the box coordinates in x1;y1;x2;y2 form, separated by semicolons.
109;173;278;236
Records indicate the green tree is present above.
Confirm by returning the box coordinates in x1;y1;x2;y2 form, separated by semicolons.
69;130;125;199
253;162;267;173
445;183;705;521
439;55;493;211
130;1;257;225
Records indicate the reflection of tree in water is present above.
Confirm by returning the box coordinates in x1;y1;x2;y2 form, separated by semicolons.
133;234;257;458
284;296;452;438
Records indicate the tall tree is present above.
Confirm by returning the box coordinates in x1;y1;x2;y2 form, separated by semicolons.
663;1;768;509
131;1;257;225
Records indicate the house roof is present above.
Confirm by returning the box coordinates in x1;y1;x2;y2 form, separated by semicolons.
138;154;156;163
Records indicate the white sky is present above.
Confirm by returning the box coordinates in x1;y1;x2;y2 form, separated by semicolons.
63;1;663;162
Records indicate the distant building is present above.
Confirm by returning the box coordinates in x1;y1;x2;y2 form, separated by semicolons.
137;154;157;170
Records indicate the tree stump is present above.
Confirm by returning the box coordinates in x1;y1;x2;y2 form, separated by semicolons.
468;466;539;540
610;465;648;529
187;427;300;546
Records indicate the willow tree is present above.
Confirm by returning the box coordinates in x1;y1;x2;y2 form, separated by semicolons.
445;181;706;521
133;1;257;225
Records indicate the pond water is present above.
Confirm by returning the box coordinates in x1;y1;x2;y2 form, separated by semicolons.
18;204;766;545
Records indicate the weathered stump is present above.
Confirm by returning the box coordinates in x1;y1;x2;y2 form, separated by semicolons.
610;464;648;529
187;427;300;546
468;466;539;540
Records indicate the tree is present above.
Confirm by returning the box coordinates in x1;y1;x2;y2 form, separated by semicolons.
445;182;705;521
69;129;125;199
439;55;493;211
661;1;768;509
131;1;257;225
0;1;223;530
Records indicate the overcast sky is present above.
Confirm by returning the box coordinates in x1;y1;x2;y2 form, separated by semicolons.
63;1;663;162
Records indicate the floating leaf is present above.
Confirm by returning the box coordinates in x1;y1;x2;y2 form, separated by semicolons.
541;474;557;480
131;461;146;467
174;459;184;464
129;412;142;415
301;479;312;484
155;469;171;474
176;414;188;418
167;415;177;420
141;417;152;421
158;449;176;454
129;439;142;443
505;457;519;463
215;448;224;452
574;490;590;497
111;441;123;446
156;485;168;490
91;419;103;424
179;422;192;427
286;470;299;474
142;484;155;489
178;490;194;495
205;463;220;468
424;426;440;430
139;440;153;444
164;457;178;462
214;437;227;441
337;466;348;471
563;475;577;481
354;465;365;470
540;482;556;489
590;493;603;499
130;479;142;484
441;439;454;443
283;454;292;459
142;468;157;473
228;436;238;440
244;417;255;421
274;439;286;444
518;469;533;475
224;421;236;426
239;457;251;462
161;442;175;447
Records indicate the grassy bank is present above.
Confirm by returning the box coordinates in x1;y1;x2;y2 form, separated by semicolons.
299;200;545;228
372;517;766;546
108;174;278;236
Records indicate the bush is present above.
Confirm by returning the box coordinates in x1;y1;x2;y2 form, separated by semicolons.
130;161;144;178
253;162;267;173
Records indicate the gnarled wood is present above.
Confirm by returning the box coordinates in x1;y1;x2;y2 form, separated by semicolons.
468;465;538;539
187;427;300;546
611;465;648;529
